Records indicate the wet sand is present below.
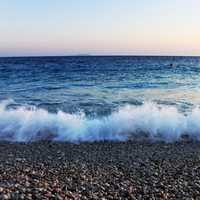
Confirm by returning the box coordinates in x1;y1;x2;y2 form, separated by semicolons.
0;140;200;199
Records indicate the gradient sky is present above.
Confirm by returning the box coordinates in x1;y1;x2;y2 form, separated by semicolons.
0;0;200;56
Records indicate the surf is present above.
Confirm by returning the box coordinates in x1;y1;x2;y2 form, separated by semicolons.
0;99;200;142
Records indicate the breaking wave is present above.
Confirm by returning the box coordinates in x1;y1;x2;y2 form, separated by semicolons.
1;99;200;142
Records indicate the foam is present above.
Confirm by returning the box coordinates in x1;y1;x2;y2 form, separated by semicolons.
0;99;200;142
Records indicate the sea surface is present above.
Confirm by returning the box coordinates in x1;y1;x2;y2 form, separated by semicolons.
0;56;200;142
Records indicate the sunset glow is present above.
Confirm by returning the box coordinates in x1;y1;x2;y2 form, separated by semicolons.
0;0;200;56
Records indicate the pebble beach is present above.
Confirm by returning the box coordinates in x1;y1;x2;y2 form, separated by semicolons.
0;140;200;199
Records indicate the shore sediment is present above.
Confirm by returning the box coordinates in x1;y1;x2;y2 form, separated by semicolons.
0;140;200;199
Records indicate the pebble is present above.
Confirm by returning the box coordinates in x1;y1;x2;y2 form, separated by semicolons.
0;141;199;199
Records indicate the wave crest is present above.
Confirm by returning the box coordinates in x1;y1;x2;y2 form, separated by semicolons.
0;99;200;142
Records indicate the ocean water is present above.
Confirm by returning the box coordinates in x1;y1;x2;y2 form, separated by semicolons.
1;56;200;142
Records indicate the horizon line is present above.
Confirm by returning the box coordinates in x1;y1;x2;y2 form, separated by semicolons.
0;54;200;59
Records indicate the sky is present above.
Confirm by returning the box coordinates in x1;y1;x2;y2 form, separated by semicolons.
0;0;200;57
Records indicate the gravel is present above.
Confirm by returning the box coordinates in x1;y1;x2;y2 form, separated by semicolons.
0;140;200;199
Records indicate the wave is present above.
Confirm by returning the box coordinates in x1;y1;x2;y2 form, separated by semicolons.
1;99;200;142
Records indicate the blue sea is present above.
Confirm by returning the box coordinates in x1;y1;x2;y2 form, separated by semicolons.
1;56;200;142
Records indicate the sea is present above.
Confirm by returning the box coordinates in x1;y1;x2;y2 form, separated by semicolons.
0;56;200;142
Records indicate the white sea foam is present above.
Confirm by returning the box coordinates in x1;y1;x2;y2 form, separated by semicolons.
0;99;200;142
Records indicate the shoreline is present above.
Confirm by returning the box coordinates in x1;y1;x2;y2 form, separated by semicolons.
0;140;199;199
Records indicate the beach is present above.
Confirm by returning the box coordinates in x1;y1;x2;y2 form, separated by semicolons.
0;140;199;199
1;0;200;198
